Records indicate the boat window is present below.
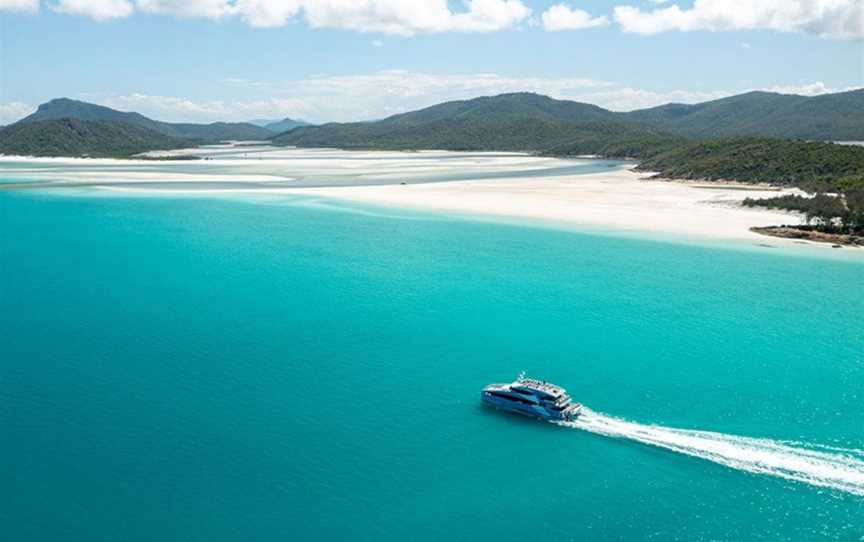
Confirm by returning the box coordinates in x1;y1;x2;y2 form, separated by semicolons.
489;391;536;405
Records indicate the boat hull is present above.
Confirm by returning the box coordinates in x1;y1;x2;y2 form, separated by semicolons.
481;391;581;421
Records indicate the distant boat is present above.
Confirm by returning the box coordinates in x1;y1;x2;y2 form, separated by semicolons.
481;373;582;421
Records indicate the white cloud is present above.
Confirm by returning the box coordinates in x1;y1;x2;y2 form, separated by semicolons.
0;102;36;124
0;0;38;12
11;0;864;42
739;41;751;48
614;0;864;40
53;0;134;20
102;93;235;119
220;77;274;89
297;0;531;35
767;81;859;96
581;86;730;110
284;70;617;119
38;0;532;33
81;72;858;125
231;0;300;27
136;0;232;19
541;4;609;31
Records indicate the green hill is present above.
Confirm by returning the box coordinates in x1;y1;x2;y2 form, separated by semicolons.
380;92;614;125
21;98;273;142
624;89;864;140
164;121;272;141
0;118;189;157
275;89;864;152
272;92;663;151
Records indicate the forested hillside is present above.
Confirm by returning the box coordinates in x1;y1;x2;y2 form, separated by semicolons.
0;118;189;157
21;98;273;142
623;89;864;140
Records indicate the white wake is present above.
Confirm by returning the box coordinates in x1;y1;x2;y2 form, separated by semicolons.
558;408;864;496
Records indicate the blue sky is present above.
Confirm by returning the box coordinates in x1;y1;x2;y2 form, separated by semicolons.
1;0;862;124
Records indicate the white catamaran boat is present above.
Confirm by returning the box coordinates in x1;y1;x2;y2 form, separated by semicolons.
481;373;582;421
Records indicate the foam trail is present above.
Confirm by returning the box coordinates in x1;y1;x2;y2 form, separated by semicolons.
559;408;864;496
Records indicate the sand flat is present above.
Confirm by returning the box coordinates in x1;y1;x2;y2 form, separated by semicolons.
289;168;805;242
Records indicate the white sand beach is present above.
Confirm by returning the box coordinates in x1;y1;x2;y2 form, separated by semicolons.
290;167;805;243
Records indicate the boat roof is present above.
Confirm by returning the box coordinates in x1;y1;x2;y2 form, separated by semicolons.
513;378;565;396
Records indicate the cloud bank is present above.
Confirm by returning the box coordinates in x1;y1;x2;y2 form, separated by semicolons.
44;0;533;34
614;0;863;40
1;0;854;40
0;102;36;125
54;0;133;20
0;0;38;12
2;72;847;126
3;1;858;40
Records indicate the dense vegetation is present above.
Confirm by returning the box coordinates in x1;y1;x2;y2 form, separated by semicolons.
541;131;684;159
0;118;189;157
743;177;864;234
22;98;272;142
623;89;864;140
277;117;672;152
634;138;864;189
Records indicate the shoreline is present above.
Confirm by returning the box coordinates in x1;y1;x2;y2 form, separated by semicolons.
751;226;864;248
287;167;820;247
2;148;860;254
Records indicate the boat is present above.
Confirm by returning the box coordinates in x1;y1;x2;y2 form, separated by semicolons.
481;373;582;421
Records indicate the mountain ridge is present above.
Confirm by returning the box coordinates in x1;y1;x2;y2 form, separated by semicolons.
622;89;864;140
271;92;655;151
5;90;863;161
0;117;189;157
274;89;864;149
20;98;273;142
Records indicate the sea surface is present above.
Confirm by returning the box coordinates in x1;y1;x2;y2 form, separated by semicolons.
1;153;863;541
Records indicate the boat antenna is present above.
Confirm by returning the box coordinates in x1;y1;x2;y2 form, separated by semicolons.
517;370;526;381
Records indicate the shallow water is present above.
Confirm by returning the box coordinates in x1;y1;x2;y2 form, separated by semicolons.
0;147;631;188
1;163;863;540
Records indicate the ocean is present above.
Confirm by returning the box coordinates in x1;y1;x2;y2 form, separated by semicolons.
1;164;863;540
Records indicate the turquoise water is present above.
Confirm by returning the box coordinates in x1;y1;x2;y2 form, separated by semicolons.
2;190;863;541
0;155;629;188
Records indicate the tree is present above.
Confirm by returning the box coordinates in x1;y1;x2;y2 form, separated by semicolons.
843;189;864;232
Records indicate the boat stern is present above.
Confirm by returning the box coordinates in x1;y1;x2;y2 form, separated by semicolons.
562;403;583;421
